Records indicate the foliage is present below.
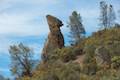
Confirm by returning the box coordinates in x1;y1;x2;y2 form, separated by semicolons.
84;27;120;56
58;62;80;80
82;45;97;75
67;11;85;45
80;69;120;80
20;25;120;80
99;1;116;29
111;56;120;69
23;61;80;80
44;46;80;63
9;43;37;78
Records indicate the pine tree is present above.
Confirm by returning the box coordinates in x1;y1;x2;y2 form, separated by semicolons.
67;11;85;45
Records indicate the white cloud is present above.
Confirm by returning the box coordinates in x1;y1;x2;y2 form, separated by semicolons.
0;0;61;36
24;0;59;5
0;9;49;36
0;23;49;36
0;0;59;5
0;13;30;25
81;9;99;19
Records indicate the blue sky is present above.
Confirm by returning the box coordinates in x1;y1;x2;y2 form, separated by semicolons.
0;0;120;78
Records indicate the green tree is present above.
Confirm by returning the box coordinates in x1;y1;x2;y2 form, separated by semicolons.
67;11;85;45
9;43;36;78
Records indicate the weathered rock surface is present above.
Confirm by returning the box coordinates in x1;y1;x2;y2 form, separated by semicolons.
42;15;64;61
95;46;111;66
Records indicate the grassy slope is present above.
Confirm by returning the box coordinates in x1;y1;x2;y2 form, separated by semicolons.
22;26;120;80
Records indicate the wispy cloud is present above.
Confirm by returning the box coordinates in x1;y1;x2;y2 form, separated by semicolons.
0;0;60;36
0;11;49;36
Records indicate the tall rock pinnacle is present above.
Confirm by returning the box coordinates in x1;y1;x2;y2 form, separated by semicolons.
42;15;64;61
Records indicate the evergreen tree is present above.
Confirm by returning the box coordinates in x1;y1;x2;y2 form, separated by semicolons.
67;11;85;45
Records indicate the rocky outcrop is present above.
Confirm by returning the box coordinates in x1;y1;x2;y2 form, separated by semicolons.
95;46;111;66
42;15;64;61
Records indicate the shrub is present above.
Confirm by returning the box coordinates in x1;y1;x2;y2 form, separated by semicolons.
111;56;120;69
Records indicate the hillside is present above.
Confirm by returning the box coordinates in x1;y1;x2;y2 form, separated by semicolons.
21;25;120;80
